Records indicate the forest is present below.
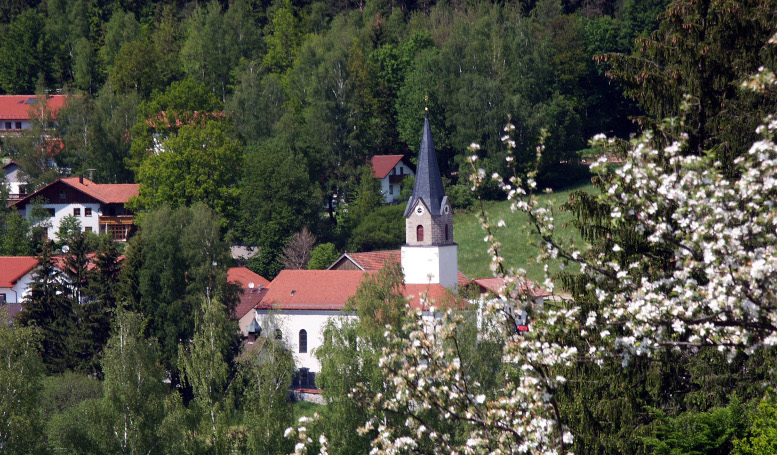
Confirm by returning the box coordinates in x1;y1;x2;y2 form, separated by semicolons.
3;0;777;453
0;0;667;277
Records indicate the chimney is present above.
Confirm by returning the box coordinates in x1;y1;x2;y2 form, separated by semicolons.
79;175;83;184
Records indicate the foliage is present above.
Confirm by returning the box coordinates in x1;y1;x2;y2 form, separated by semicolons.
308;242;340;270
121;203;237;379
234;337;295;454
642;400;749;455
178;296;239;453
240;142;319;278
347;204;404;252
56;214;81;243
130;120;243;225
734;395;777;455
0;9;50;93
0;319;46;454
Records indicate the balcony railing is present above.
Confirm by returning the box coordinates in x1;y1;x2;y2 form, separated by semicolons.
98;215;135;241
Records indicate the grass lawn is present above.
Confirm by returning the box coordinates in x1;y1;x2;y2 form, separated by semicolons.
453;181;594;283
293;400;325;420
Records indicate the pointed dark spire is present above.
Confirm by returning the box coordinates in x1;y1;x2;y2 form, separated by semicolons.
404;111;446;216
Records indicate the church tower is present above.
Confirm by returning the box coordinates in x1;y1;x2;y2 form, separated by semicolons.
401;111;458;289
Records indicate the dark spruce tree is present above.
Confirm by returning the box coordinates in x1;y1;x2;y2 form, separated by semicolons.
18;244;75;373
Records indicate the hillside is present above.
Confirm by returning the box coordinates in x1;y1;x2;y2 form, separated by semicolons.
453;182;593;283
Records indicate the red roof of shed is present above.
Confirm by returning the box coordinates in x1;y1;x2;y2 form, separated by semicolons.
0;95;67;120
0;256;38;287
371;155;406;179
228;267;270;288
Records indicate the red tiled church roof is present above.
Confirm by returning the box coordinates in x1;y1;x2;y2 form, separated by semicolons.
260;270;373;311
0;256;38;287
370;155;406;179
260;270;465;312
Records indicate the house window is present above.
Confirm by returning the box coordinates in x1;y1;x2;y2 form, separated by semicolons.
4;122;9;129
391;168;396;175
399;166;404;175
15;122;21;129
445;224;449;241
417;225;424;242
46;208;55;217
299;330;307;353
59;191;66;200
275;329;282;340
85;226;92;233
0;294;5;303
389;184;393;195
73;208;80;216
85;207;92;216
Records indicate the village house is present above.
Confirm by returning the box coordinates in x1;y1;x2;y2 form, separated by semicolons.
0;94;67;133
0;256;38;319
228;266;270;336
11;176;139;241
370;154;415;203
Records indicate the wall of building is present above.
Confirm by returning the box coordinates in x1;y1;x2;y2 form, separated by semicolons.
401;244;459;288
379;162;414;203
254;309;357;373
0;272;34;304
25;202;102;240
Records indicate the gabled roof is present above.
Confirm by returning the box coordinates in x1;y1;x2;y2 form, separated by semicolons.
12;177;139;207
404;112;446;217
259;269;464;312
0;95;67;120
259;270;373;311
0;256;38;287
472;277;549;298
371;155;406;179
328;250;401;271
228;267;270;288
235;287;268;319
328;249;469;287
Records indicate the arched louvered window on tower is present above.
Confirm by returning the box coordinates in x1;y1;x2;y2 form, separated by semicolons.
445;224;449;241
417;225;424;242
299;329;308;353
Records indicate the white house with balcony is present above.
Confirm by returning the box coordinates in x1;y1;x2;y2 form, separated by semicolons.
370;154;414;203
11;176;139;241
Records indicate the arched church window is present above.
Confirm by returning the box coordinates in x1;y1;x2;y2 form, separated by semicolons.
445;224;449;241
299;330;308;353
417;225;424;242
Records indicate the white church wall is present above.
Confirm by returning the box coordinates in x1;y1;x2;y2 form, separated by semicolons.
254;309;357;373
401;244;458;289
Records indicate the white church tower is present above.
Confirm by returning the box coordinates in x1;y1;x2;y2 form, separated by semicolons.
401;110;458;290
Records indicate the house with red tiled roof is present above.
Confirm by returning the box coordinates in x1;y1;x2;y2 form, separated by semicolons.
228;267;271;335
12;176;139;241
0;256;38;319
370;154;414;203
0;95;67;133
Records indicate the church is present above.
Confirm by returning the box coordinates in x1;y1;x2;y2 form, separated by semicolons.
250;111;545;395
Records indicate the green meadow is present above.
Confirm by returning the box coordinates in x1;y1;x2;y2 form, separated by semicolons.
453;182;594;283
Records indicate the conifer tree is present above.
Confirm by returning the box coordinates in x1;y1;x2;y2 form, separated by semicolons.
19;244;75;373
